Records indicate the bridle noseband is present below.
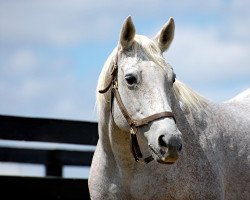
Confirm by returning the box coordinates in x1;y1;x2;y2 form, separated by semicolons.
99;50;176;163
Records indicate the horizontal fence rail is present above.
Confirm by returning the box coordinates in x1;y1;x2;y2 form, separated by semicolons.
0;147;94;166
0;115;98;145
0;176;89;199
0;114;99;199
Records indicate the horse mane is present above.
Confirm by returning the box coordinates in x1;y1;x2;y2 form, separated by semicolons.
173;80;208;113
96;35;208;115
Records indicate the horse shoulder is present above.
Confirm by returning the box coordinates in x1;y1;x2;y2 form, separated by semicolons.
214;91;250;199
89;126;132;199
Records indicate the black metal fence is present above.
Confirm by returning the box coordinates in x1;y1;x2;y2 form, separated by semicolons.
0;115;98;199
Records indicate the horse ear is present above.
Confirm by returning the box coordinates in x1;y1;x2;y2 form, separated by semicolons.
154;17;175;53
119;16;136;50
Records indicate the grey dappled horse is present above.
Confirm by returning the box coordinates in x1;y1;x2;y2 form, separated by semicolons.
89;16;250;199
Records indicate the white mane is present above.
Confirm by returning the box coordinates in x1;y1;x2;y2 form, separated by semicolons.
96;35;208;115
173;80;208;112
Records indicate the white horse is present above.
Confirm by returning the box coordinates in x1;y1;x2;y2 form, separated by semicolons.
89;16;250;199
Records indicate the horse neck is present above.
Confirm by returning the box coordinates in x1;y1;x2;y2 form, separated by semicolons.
170;92;216;143
170;92;226;167
98;99;136;164
98;110;139;189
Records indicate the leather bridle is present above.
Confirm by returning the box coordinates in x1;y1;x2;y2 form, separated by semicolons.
98;50;176;163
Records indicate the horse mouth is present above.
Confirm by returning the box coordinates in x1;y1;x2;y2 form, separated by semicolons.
149;145;178;165
157;159;175;165
156;156;178;165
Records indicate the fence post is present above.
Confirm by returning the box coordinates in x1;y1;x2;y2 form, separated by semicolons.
46;150;63;177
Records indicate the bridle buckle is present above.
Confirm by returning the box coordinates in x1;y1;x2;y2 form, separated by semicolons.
113;81;118;89
130;127;136;135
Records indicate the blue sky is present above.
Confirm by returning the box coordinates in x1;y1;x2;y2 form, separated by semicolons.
0;0;249;122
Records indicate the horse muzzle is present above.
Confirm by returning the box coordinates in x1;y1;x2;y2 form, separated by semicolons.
149;134;182;165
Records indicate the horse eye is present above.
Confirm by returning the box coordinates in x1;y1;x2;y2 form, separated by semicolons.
173;73;176;83
125;74;137;85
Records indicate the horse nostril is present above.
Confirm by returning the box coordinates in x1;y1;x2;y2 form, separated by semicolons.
158;135;182;151
178;144;182;152
158;135;168;147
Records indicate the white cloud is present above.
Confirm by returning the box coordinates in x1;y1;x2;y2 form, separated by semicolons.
164;24;250;101
0;47;97;120
7;49;38;74
167;26;250;83
2;0;247;46
0;0;120;45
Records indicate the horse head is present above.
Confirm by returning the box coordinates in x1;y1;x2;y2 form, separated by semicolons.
107;16;182;164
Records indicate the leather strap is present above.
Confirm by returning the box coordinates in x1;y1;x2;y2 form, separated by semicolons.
112;87;176;127
98;63;118;94
112;87;135;126
133;112;176;127
98;78;113;94
98;53;119;94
